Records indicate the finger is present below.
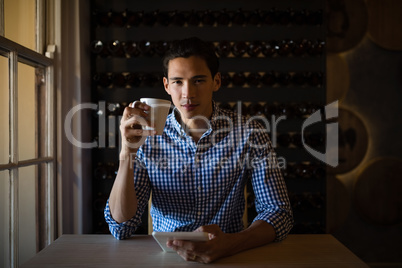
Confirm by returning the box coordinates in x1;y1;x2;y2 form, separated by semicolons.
195;224;219;234
130;101;151;111
124;115;152;129
122;107;148;121
126;128;156;137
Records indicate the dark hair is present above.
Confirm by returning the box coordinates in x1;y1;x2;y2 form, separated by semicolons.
162;37;219;78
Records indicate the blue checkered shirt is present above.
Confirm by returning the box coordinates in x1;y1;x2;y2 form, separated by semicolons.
104;102;293;241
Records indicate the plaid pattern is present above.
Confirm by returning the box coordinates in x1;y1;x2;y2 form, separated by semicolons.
104;102;293;241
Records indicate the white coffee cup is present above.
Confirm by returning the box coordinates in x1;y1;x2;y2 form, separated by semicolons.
137;98;171;135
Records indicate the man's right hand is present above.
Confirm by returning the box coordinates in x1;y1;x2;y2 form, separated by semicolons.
119;101;156;159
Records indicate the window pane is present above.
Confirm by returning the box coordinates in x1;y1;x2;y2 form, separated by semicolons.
0;170;10;268
0;54;9;164
4;0;36;51
18;62;37;161
19;165;37;265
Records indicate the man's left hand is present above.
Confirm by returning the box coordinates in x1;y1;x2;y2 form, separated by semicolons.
166;224;234;263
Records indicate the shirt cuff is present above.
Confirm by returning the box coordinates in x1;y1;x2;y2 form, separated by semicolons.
253;209;293;242
104;200;142;240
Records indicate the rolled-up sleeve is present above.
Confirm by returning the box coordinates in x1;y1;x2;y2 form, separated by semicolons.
250;133;293;242
104;153;151;240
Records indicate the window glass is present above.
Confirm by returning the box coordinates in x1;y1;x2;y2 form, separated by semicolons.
0;170;10;268
18;165;37;265
0;54;9;164
17;62;37;161
4;0;36;51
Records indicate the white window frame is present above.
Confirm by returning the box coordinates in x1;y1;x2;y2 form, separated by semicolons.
0;0;56;267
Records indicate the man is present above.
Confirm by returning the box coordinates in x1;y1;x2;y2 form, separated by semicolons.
104;37;293;263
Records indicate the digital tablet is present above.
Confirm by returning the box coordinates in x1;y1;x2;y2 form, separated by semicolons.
152;231;209;252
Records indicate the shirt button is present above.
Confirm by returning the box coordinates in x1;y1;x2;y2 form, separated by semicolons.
197;211;201;216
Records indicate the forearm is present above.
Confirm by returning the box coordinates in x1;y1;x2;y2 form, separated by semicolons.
108;152;138;223
228;220;276;255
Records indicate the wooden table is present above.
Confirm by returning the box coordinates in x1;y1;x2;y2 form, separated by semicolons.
21;234;368;267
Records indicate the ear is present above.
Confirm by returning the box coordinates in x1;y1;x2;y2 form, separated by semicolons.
163;77;171;95
213;72;221;92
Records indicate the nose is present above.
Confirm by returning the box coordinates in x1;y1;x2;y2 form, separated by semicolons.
182;81;195;100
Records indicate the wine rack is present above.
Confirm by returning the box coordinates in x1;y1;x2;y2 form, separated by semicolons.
90;0;326;235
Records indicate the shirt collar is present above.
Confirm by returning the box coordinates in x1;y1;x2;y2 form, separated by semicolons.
170;101;224;138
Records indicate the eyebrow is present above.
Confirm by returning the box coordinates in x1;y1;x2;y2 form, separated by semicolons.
169;75;208;80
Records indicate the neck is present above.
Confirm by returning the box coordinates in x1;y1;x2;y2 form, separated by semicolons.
185;118;209;143
175;108;213;143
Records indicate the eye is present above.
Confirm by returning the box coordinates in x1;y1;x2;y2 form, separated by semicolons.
172;80;182;85
194;79;205;84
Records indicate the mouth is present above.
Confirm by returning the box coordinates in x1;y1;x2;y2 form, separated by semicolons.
181;103;198;111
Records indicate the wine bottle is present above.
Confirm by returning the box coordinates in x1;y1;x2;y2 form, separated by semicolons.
294;102;308;118
124;41;140;57
261;71;277;86
263;102;278;117
232;72;246;86
94;162;109;180
138;40;154;56
94;10;111;27
294;163;313;179
262;8;277;25
217;10;231;26
246;72;261;86
306;9;323;26
142;73;159;87
201;9;215;26
292;10;307;25
247;41;262;57
277;72;291;86
262;40;278;57
108;103;123;116
277;8;292;25
307;39;325;56
292;39;308;56
312;165;326;180
277;39;294;57
276;103;291;117
248;102;263;116
156;11;170;26
231;41;247;57
216;41;232;58
220;72;231;87
142;10;157;26
111;10;126;27
90;40;109;57
111;73;127;87
232;9;246;26
93;73;112;87
292;72;307;86
126;73;142;87
107;40;125;57
154;41;170;56
307;72;323;87
126;10;142;27
247;10;262;25
171;10;186;26
187;10;201;26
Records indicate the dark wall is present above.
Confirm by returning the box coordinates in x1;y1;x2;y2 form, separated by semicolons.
325;0;402;266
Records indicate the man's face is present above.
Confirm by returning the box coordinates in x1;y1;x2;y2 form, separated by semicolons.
163;55;221;122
